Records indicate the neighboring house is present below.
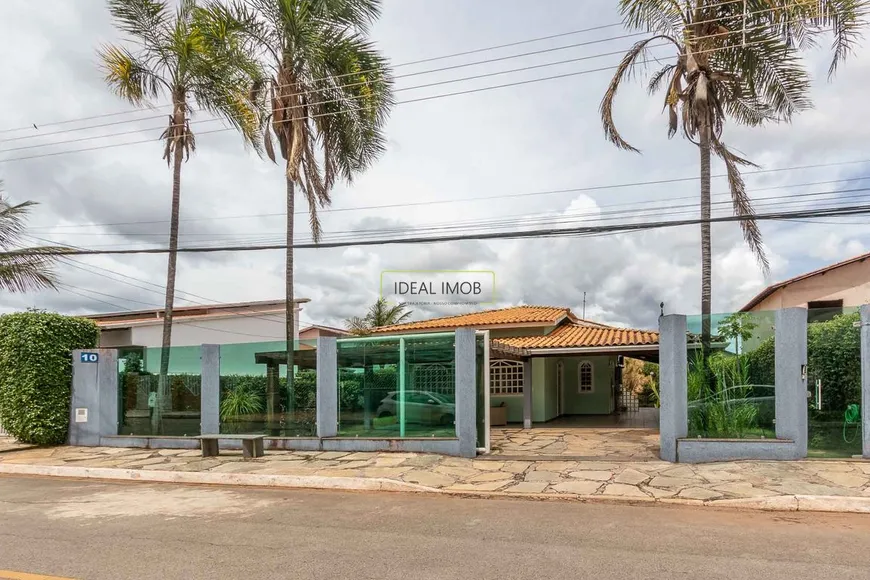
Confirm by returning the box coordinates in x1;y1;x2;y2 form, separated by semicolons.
741;251;870;322
299;324;351;340
372;305;658;425
90;298;311;350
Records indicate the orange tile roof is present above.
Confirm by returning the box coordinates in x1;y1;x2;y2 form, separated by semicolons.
372;305;577;333
495;323;658;350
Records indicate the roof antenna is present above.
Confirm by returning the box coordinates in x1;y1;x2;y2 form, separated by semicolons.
582;292;586;318
660;302;665;318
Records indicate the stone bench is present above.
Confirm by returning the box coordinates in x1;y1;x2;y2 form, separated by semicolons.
198;434;265;459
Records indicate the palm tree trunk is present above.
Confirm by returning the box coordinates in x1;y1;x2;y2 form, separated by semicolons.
154;102;185;436
699;118;712;349
699;113;713;401
285;172;295;433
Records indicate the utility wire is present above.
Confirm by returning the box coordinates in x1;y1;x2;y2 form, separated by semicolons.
27;158;870;233
34;176;870;241
22;202;870;256
0;0;755;136
33;247;323;328
56;284;288;339
39;189;870;251
0;21;792;164
0;21;630;135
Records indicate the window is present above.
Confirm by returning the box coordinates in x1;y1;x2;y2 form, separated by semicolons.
578;361;593;393
807;299;844;323
490;360;524;395
410;362;454;395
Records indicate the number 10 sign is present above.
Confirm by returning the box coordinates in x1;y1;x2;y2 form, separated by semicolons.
80;352;99;363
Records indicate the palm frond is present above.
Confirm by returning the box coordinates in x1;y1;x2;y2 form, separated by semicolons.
648;62;676;95
600;35;679;152
712;138;769;274
98;44;163;106
0;196;39;249
619;0;686;35
107;0;171;45
0;190;63;292
345;316;371;336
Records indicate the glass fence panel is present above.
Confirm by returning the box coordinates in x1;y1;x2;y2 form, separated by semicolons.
685;311;776;439
118;346;201;437
807;306;862;458
219;340;318;437
337;333;457;438
476;334;486;449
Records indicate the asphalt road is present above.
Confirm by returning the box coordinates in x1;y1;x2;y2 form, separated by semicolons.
1;475;869;580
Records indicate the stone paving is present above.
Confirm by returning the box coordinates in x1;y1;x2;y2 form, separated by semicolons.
3;444;870;503
0;437;33;454
491;427;660;460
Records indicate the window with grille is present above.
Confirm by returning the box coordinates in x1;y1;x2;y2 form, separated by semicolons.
410;363;455;395
490;359;524;395
578;361;594;393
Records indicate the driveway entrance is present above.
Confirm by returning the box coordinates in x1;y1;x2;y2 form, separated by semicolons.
489;409;660;461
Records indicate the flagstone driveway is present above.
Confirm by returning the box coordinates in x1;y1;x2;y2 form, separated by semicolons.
2;444;869;503
490;427;659;460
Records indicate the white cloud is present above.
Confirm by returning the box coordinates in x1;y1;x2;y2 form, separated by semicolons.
2;0;870;335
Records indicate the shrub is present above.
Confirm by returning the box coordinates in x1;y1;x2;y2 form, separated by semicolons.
744;312;861;412
0;311;99;445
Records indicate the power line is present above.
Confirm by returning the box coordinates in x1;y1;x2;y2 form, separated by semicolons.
0;24;791;164
23;202;870;256
36;187;870;250
0;36;660;155
57;284;288;339
0;0;755;137
35;247;324;328
27;158;870;233
0;30;655;147
0;21;629;135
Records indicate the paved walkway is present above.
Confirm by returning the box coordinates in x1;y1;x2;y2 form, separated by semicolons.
491;427;659;460
2;444;870;507
0;437;33;454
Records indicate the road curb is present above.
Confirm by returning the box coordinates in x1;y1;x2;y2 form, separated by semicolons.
2;463;869;514
0;463;441;494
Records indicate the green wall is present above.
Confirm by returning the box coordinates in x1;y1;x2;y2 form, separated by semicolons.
491;394;524;422
489;355;616;424
558;355;614;415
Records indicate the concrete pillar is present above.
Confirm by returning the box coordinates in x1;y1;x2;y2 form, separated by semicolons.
455;329;477;458
69;349;118;446
265;362;279;431
293;306;302;341
775;308;808;457
200;344;220;435
861;305;870;459
316;336;338;438
522;360;533;429
659;315;687;462
363;363;374;430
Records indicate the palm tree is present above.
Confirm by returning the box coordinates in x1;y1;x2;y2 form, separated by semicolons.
0;181;63;293
223;0;393;401
346;298;412;335
600;0;867;352
100;0;261;434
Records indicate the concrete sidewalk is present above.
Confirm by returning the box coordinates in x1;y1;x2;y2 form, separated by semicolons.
1;442;870;513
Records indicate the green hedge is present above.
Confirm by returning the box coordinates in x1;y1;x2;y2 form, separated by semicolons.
0;311;100;445
745;312;861;412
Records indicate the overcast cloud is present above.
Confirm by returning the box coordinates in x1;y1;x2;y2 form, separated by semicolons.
1;0;869;334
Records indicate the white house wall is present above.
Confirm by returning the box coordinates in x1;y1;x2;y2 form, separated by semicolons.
127;314;288;347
